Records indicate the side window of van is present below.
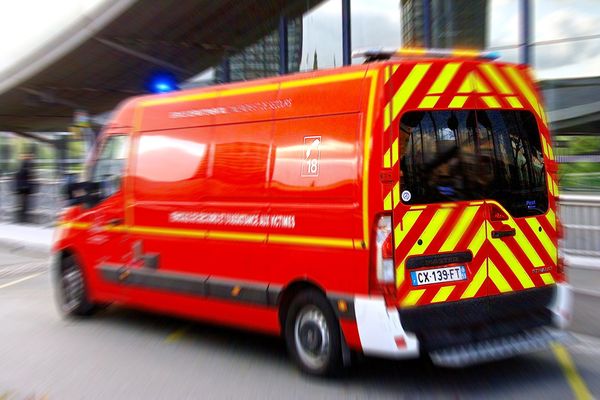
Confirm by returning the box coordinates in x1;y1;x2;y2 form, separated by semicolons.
90;135;128;201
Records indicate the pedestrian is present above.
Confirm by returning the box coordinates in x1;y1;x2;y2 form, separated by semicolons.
14;153;34;223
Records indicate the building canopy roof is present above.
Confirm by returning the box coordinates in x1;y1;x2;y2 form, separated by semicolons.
0;0;319;133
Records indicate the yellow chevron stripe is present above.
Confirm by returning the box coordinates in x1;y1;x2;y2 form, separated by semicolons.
541;135;551;159
391;137;399;166
458;72;473;93
401;289;426;307
394;210;423;249
418;95;440;108
504;67;544;123
547;136;555;160
439;206;479;252
393;182;400;207
431;285;455;303
384;66;391;83
384;103;391;131
460;260;487;299
506;96;523;108
547;171;555;195
503;219;544;267
489;238;535;288
488;259;513;293
428;62;461;94
546;208;557;230
541;272;555;285
482;95;501;108
391;63;431;120
479;64;513;94
384;191;392;210
449;95;468;108
526;219;558;265
383;148;391;168
467;223;486;256
392;64;399;75
474;74;492;93
405;208;453;256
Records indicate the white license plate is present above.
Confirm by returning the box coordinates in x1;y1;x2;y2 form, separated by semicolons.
410;265;467;286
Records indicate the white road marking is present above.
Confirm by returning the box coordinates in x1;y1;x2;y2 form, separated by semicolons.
0;272;44;289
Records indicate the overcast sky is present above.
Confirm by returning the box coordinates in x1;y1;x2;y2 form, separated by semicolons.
0;0;599;80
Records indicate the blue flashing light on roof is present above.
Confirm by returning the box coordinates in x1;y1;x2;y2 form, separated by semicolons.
147;72;179;93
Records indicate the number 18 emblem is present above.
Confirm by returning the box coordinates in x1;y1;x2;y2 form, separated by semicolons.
301;136;321;177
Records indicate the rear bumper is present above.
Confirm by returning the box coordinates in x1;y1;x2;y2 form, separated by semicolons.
354;283;572;365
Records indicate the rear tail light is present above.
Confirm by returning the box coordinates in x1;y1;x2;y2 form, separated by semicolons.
489;203;509;221
375;215;396;287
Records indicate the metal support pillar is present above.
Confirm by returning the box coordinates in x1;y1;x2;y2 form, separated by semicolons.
520;0;533;65
218;57;231;83
278;14;289;75
342;0;351;66
423;0;432;48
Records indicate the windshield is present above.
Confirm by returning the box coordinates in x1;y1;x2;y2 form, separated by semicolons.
399;110;548;218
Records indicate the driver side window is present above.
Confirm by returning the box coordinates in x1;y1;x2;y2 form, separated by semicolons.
90;135;128;201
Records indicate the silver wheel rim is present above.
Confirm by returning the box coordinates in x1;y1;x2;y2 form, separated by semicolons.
294;305;330;370
61;263;84;313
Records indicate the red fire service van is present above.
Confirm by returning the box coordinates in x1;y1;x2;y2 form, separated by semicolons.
53;48;572;376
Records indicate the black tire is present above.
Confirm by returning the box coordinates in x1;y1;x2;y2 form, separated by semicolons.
284;289;343;377
56;254;96;317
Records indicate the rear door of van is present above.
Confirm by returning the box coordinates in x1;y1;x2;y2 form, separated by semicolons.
386;60;558;312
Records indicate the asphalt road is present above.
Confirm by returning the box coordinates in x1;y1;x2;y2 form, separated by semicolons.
0;247;598;400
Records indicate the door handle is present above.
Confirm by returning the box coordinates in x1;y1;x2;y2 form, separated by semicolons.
491;228;516;239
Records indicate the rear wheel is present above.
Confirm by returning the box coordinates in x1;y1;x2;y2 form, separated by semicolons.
57;255;95;317
284;289;343;376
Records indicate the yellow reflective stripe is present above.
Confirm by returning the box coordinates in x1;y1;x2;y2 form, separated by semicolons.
449;96;468;108
506;96;523;108
129;225;207;238
431;285;455;303
384;66;390;83
439;206;479;252
384;191;392;210
503;219;544;268
394;210;423;249
428;62;461;94
362;70;379;248
458;73;473;93
418;95;440;109
547;172;555;195
461;260;487;299
482;95;501;108
489;238;535;288
479;63;513;94
467;223;486;256
526;219;558;264
405;208;453;257
142;71;366;106
392;63;431;120
541;135;551;159
208;231;267;242
474;74;492;93
546;208;557;230
488;259;513;293
58;221;92;230
541;272;556;285
393;182;400;208
391;137;399;166
392;64;399;75
383;103;391;131
504;67;543;121
547;137;555;160
269;234;354;248
383;148;391;168
401;289;426;307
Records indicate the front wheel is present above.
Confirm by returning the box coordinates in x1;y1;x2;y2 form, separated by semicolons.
56;254;95;317
284;289;343;376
